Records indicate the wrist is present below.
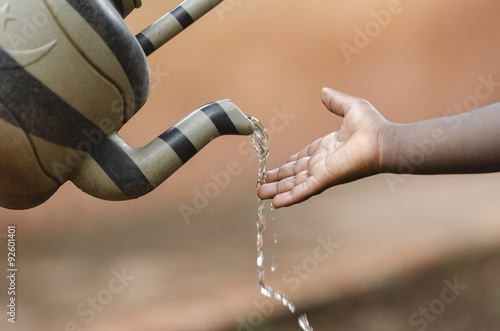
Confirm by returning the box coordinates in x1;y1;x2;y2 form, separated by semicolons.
377;122;400;173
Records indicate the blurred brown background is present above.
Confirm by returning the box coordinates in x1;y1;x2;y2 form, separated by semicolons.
1;0;500;330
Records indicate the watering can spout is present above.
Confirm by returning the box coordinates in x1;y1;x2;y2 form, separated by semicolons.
134;0;224;56
70;100;255;201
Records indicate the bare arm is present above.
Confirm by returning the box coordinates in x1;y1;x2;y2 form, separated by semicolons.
258;88;500;208
382;103;500;175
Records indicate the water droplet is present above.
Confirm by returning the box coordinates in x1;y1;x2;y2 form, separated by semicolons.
257;251;264;266
298;314;313;331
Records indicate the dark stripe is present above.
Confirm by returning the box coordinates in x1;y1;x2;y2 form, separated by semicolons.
159;127;197;164
0;47;104;151
110;0;125;17
200;103;239;135
66;0;150;114
171;5;195;29
0;102;18;127
136;33;156;57
91;138;155;199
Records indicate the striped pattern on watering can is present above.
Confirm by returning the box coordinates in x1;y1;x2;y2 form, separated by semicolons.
0;0;253;209
71;100;254;201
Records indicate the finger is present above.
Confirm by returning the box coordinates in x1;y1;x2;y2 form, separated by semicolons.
259;170;309;200
275;170;309;193
288;152;300;162
294;137;324;160
287;136;324;163
258;176;298;199
321;87;362;118
265;157;310;183
271;176;319;208
265;166;286;183
258;182;279;199
272;191;303;209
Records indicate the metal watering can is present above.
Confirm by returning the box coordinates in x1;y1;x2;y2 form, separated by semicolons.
0;0;254;209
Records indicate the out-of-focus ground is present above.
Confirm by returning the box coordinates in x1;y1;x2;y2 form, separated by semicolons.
1;0;500;330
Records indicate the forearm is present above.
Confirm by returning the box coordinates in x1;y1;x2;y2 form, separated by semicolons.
381;103;500;175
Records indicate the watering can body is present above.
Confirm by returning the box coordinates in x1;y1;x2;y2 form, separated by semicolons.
0;0;254;209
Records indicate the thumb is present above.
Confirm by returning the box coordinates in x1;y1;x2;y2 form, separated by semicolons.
321;87;361;118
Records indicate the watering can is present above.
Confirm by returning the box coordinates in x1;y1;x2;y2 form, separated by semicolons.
0;0;255;209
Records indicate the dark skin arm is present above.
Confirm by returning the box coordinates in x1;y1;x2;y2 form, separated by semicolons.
258;87;500;208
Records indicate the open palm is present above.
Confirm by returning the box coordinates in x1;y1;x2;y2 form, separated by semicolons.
258;88;389;208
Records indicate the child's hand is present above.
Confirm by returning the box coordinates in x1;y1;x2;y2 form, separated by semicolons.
258;87;390;208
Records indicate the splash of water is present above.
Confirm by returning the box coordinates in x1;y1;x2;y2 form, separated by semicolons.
248;116;313;331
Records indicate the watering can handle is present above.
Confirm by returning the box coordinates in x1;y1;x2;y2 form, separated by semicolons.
111;0;143;17
136;0;223;56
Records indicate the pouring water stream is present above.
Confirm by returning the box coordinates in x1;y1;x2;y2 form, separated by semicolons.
248;116;313;331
